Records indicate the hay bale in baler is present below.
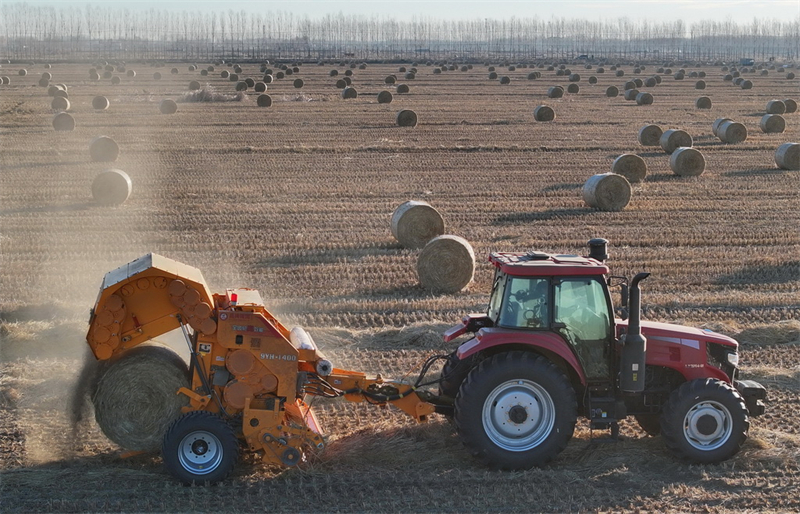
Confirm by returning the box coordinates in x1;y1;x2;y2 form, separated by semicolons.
660;129;692;154
417;235;475;294
89;136;120;162
52;112;75;131
582;173;632;211
638;124;662;146
670;147;705;176
533;105;555;122
93;344;189;451
611;154;647;182
760;114;785;133
396;109;418;127
391;200;445;248
91;169;132;205
774;142;800;170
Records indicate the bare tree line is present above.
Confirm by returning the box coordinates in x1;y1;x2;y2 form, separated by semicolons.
1;3;798;63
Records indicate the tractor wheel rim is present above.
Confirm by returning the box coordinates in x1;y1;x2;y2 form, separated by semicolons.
482;379;555;452
683;400;733;451
178;430;223;475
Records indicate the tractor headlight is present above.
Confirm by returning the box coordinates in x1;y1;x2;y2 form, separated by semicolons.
726;352;739;367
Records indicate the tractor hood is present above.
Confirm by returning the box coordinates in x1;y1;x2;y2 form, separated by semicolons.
616;319;738;349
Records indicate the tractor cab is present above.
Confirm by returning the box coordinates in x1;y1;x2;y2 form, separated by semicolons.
485;249;615;379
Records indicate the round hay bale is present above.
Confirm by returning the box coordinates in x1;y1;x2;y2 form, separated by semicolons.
597;67;605;73
588;76;598;84
38;77;49;87
343;77;352;86
377;90;393;104
91;169;132;204
669;147;705;177
717;121;747;143
582;173;632;211
396;109;418;127
47;85;61;96
127;70;136;78
488;71;498;80
53;89;68;99
200;69;208;76
774;142;800;170
723;74;733;81
499;76;511;84
256;94;273;107
335;78;347;89
1;76;9;85
221;70;230;79
674;72;685;80
611;154;647;182
741;80;753;89
615;70;624;77
207;65;215;72
638;124;663;146
111;76;121;85
660;129;692;154
293;78;304;88
606;85;619;97
695;80;706;89
170;67;179;75
695;96;712;109
433;68;442;75
623;88;639;101
417;235;475;294
254;82;267;92
90;71;100;81
568;73;581;82
385;75;396;84
51;96;70;111
405;72;416;80
342;86;358;99
633;78;644;87
712;118;732;137
93;345;189;451
89;136;120;162
533;105;555;122
244;78;255;88
18;69;27;76
188;80;201;91
229;73;239;82
153;72;162;80
624;80;636;90
783;99;797;113
635;92;653;105
92;95;110;110
654;75;662;84
760;114;785;133
644;77;657;87
567;83;579;94
396;84;410;94
159;99;178;115
52;112;75;131
235;81;248;91
391;200;445;248
766;100;786;114
547;86;564;98
787;72;796;80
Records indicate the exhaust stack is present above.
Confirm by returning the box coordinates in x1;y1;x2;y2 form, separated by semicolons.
620;272;650;393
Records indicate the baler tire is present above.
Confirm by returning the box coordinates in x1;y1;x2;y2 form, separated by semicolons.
454;351;576;470
660;378;749;464
162;411;239;485
634;414;662;436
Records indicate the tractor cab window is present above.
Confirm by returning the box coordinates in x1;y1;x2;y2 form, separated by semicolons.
554;278;612;378
487;271;507;323
497;277;550;329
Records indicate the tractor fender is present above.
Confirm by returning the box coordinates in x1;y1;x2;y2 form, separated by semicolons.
456;328;587;386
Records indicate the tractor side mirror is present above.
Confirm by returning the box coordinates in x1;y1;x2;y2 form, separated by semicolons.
620;284;629;320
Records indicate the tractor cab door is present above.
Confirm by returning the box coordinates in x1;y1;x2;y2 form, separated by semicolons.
553;278;614;380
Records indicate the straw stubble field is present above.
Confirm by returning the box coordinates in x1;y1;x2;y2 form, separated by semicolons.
1;60;799;512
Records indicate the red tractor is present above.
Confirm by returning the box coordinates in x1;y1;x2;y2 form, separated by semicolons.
438;238;766;468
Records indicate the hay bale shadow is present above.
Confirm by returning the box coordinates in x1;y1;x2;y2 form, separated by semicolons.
714;261;800;285
722;168;786;177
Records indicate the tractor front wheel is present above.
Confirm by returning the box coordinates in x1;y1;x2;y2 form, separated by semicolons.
454;351;576;469
660;378;749;463
162;411;239;484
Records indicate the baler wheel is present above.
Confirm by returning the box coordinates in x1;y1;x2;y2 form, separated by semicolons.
454;351;576;469
162;411;239;484
660;378;749;463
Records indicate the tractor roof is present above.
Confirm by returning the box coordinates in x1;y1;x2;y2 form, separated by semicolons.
489;251;609;277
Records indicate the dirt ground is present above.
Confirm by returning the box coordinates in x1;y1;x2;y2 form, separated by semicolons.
1;60;799;512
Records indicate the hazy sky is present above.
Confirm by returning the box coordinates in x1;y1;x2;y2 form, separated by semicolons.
14;0;800;24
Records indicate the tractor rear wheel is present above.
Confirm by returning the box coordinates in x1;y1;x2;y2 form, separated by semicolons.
454;351;576;469
162;411;239;484
660;378;749;463
439;351;477;398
